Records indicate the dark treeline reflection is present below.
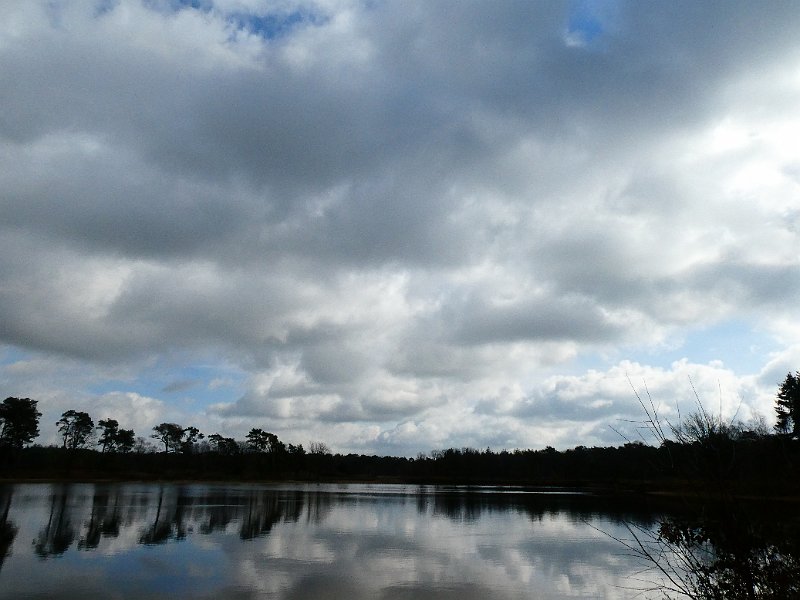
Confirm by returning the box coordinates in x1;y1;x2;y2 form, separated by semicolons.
1;483;662;562
80;487;122;549
418;487;657;527
0;487;16;572
618;495;800;598
34;487;76;557
13;484;335;557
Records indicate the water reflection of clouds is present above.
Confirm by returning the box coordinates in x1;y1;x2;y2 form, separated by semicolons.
224;503;646;599
1;483;653;599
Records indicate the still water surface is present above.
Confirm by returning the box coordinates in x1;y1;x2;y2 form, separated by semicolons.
0;483;664;599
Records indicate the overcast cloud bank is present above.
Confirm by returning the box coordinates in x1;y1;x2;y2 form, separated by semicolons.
1;1;799;454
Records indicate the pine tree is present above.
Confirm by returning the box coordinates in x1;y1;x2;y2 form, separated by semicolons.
775;371;800;437
0;397;41;448
57;410;94;449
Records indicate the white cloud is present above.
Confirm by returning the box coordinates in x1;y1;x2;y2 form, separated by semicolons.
1;0;799;455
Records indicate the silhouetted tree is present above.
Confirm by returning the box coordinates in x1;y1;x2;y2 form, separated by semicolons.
116;428;135;453
180;426;204;454
151;423;203;453
775;371;799;436
309;441;330;455
0;397;41;448
57;410;94;449
246;428;283;453
288;443;305;456
96;418;120;452
208;433;239;455
152;423;184;453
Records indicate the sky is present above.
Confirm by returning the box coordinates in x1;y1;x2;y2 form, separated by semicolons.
1;0;799;456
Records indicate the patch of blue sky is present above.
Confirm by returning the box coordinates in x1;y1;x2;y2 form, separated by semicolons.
630;319;778;374
566;351;615;375
0;345;30;366
93;0;120;18
228;9;325;40
567;14;603;44
141;1;325;40
564;0;619;49
152;0;212;12
88;361;246;410
565;319;779;378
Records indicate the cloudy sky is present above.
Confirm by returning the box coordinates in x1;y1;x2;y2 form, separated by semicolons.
1;0;799;455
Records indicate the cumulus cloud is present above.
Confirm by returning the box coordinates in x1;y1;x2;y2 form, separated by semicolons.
1;0;799;454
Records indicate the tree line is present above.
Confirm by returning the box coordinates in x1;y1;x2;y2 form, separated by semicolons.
0;398;308;458
1;371;799;488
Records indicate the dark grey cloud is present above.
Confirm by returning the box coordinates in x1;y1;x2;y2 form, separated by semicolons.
162;378;199;393
441;291;627;345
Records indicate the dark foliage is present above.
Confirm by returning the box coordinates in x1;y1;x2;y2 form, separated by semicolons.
208;433;239;455
96;419;119;453
57;410;94;450
775;371;800;436
96;419;136;453
115;428;136;453
151;423;204;454
0;397;41;449
246;428;284;453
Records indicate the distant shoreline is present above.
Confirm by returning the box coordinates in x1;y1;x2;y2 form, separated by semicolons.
3;475;799;507
3;435;798;508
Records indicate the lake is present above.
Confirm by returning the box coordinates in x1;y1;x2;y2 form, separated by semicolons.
0;482;667;599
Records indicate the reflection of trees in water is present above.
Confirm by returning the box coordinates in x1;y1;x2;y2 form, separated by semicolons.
419;489;656;530
199;490;238;534
139;486;189;545
196;489;315;537
241;490;299;539
429;492;484;522
2;485;329;548
416;488;519;521
303;490;332;524
34;485;76;557
128;486;325;543
79;488;122;549
420;490;800;597
240;492;283;539
238;489;334;539
0;487;17;572
623;508;800;599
